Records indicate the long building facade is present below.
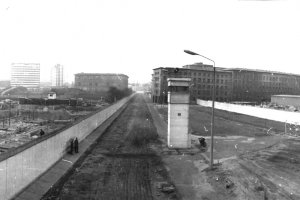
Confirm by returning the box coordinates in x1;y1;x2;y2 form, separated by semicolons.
11;63;40;88
152;63;300;103
74;73;128;92
226;68;300;102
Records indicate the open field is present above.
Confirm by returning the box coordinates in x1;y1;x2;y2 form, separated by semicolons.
155;103;300;199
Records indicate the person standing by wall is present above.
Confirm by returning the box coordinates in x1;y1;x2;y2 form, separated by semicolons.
74;137;79;153
39;129;45;136
69;138;74;154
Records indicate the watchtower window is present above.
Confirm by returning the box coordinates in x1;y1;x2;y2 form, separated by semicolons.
168;86;188;92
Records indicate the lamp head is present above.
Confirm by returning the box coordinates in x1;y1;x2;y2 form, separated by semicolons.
184;50;199;56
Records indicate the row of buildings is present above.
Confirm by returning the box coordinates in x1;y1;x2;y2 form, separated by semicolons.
9;63;129;92
152;63;300;103
11;63;64;88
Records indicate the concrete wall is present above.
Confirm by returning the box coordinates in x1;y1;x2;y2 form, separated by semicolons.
0;95;134;200
168;89;190;148
168;104;190;148
197;99;300;124
271;95;300;107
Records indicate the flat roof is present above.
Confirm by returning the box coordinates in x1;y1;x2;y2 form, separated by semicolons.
153;67;300;77
153;67;189;70
75;73;128;78
153;66;231;72
223;68;300;77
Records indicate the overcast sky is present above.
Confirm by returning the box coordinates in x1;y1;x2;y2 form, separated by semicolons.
0;0;299;84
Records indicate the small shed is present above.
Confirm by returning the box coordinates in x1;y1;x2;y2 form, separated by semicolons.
48;92;57;99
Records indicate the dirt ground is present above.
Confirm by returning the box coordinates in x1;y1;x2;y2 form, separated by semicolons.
42;95;180;200
155;103;300;200
41;96;300;200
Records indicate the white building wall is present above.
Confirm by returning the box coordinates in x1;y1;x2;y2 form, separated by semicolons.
11;63;40;88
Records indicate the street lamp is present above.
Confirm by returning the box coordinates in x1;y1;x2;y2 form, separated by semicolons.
184;49;216;169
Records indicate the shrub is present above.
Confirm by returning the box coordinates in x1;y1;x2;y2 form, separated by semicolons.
128;125;158;147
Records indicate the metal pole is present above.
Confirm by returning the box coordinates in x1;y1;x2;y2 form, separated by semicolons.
183;50;216;169
8;101;11;126
210;63;216;169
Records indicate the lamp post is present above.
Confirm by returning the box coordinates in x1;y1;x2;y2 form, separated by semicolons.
184;50;216;169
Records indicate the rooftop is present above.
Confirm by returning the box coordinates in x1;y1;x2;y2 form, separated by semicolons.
154;66;300;77
75;73;128;78
153;66;230;72
223;68;300;77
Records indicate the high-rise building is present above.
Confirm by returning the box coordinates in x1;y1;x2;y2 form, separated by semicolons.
51;64;64;87
11;63;40;88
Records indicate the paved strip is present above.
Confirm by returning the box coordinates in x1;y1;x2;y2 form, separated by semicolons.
14;101;130;200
